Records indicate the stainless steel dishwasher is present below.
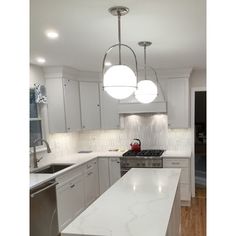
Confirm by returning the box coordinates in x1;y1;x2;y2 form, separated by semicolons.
30;180;59;236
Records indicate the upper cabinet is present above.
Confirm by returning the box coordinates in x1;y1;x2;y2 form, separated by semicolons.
99;83;120;129
46;78;81;133
44;67;192;132
79;82;101;130
64;79;82;132
167;77;189;128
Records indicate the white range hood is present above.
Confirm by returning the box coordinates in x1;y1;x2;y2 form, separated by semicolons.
118;93;166;114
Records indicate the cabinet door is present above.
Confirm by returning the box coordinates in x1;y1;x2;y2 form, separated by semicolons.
46;78;66;133
56;176;85;231
99;83;120;129
63;79;81;132
109;157;121;186
85;160;99;206
167;77;189;128
163;158;191;203
98;158;110;195
80;82;101;130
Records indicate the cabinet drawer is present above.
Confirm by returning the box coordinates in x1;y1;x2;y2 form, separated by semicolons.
180;183;191;201
86;159;97;171
56;165;84;188
163;158;189;168
180;168;190;184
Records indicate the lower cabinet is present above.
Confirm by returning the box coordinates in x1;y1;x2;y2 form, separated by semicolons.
98;158;110;195
56;157;121;232
98;157;121;195
109;157;121;186
163;158;191;206
56;174;85;231
84;159;99;207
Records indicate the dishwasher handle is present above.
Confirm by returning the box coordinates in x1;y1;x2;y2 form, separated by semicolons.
31;182;58;198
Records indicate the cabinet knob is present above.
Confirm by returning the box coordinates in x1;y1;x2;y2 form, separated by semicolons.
70;184;75;188
67;127;70;130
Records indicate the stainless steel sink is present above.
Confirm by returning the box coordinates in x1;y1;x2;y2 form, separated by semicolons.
31;163;74;174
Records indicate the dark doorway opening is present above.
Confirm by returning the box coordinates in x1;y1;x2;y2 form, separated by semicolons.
195;91;206;186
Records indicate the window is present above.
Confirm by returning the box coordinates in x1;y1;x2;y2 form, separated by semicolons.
30;89;43;147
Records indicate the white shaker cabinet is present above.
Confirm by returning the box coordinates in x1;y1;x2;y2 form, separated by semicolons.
56;174;85;231
167;77;189;128
98;157;121;195
46;78;81;133
84;159;99;207
98;158;110;195
109;157;121;186
79;82;101;130
99;83;120;129
163;158;191;206
63;79;82;132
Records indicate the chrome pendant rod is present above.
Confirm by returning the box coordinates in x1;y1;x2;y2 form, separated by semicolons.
118;11;121;65
144;45;147;80
138;41;152;80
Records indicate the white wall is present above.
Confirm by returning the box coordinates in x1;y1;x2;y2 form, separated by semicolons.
30;64;45;87
190;69;206;88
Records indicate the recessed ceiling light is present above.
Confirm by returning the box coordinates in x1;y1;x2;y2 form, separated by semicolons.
105;61;112;66
45;30;59;39
36;57;46;64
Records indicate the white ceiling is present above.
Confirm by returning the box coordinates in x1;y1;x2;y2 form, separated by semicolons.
30;0;206;72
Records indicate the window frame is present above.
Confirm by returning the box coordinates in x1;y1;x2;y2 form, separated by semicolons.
30;88;45;150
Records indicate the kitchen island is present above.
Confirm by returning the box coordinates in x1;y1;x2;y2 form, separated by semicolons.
61;168;181;236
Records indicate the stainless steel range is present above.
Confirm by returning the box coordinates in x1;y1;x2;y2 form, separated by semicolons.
120;149;165;176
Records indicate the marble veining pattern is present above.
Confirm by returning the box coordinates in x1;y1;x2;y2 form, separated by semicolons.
61;168;181;236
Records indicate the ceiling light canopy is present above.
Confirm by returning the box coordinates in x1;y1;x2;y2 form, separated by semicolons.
45;30;59;39
135;41;158;104
102;6;138;100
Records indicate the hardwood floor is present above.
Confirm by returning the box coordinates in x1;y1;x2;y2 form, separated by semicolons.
181;187;206;236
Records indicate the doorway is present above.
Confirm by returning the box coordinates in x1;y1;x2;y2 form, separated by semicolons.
194;91;206;187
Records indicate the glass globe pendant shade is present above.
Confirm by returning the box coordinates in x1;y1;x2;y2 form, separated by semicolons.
135;80;158;104
104;65;137;99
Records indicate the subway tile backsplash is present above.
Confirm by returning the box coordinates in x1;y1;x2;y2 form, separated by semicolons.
43;114;191;162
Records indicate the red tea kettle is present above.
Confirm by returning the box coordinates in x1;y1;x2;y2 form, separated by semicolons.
130;139;141;152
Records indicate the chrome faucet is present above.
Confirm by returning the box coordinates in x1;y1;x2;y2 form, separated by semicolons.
32;138;51;168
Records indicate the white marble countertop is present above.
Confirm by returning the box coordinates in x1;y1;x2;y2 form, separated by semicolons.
30;149;190;189
61;168;181;236
30;151;123;189
162;150;191;158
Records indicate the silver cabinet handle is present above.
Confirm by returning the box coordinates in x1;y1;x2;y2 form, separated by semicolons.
70;184;75;188
31;182;58;198
87;164;92;169
88;171;93;176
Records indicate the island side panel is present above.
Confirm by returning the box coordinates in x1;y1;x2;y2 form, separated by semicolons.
166;182;181;236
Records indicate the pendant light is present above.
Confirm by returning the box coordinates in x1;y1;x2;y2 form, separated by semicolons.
135;41;158;104
102;6;138;100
